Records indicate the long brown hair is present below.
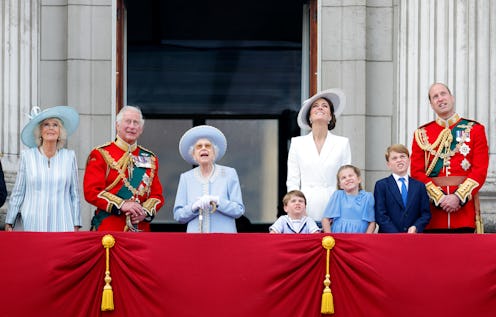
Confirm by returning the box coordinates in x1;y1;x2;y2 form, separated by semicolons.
306;97;337;131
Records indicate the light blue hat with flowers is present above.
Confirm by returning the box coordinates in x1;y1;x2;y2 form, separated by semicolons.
21;106;80;148
179;125;227;165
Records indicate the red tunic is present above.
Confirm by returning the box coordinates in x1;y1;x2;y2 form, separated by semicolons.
83;138;164;231
411;115;488;230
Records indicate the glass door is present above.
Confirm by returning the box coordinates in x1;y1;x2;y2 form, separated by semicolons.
125;0;307;231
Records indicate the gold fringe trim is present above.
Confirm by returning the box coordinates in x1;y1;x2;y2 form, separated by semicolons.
101;234;116;311
474;193;484;234
476;214;484;234
321;236;336;314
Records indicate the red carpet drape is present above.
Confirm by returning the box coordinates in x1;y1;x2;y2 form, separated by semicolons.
1;232;496;317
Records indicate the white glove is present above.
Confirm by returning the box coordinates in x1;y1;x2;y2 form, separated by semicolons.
192;199;202;212
200;195;212;211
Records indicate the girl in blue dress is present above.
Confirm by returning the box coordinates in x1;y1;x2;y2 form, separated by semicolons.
321;165;376;233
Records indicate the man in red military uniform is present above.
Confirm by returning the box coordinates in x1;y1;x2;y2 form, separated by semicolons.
84;106;164;231
411;83;489;233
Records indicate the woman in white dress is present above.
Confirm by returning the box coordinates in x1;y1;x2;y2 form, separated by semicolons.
287;89;351;223
5;106;81;232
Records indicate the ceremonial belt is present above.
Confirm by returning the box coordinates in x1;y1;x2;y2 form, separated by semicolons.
431;176;467;187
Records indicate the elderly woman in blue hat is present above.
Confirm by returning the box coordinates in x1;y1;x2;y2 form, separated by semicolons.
5;106;81;232
287;89;352;224
173;125;245;233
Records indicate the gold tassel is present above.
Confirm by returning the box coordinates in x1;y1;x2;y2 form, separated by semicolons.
474;194;484;234
321;236;336;314
476;215;484;234
101;234;116;311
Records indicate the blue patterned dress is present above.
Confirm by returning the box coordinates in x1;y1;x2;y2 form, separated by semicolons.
6;148;81;231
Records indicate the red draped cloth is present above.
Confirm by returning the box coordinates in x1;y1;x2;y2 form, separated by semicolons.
1;232;496;317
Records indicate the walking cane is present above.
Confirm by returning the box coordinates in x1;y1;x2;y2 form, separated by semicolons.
198;202;217;233
199;208;204;233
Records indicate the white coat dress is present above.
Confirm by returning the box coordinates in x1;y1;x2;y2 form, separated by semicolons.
286;131;351;221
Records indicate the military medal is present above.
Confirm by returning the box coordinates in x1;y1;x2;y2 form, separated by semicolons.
461;158;471;171
459;143;470;156
133;154;153;168
456;130;471;143
459;142;471;170
456;130;462;142
142;174;150;186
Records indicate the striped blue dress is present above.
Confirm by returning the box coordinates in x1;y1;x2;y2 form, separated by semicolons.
6;148;81;231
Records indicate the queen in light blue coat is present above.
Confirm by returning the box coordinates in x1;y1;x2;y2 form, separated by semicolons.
173;125;245;233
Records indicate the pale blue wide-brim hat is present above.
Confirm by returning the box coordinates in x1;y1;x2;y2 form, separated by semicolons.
297;88;346;130
179;125;227;165
21;106;80;148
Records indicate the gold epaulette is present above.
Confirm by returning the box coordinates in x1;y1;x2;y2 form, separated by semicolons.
86;141;113;166
425;181;444;206
138;145;157;157
460;117;480;125
454;178;479;204
93;141;113;151
417;120;435;130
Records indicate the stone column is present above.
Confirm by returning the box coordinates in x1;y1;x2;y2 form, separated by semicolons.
319;1;396;190
61;1;114;229
320;0;368;179
0;0;39;226
1;0;38;169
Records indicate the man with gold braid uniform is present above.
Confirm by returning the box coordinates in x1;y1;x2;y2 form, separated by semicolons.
84;106;164;231
411;83;488;233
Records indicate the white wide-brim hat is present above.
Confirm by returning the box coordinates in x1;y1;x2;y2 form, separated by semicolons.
297;88;346;130
179;125;227;165
21;106;80;148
